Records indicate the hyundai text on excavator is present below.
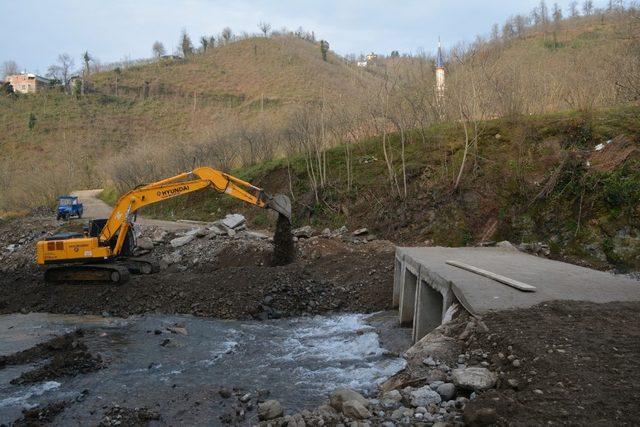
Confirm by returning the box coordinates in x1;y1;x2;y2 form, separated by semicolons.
36;167;292;284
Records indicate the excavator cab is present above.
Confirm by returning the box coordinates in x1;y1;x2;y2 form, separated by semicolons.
88;219;136;256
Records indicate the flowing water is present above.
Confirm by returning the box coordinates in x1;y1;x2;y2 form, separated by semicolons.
0;312;406;425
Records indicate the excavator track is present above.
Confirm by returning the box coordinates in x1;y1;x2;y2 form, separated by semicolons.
118;257;159;275
44;264;130;285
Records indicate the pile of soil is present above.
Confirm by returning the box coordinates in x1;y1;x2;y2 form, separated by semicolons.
12;401;68;426
0;217;395;319
463;301;640;425
0;330;105;385
98;406;161;427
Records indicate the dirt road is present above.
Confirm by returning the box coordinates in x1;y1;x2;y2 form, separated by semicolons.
70;189;195;232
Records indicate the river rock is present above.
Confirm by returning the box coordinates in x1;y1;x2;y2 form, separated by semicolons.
161;251;182;267
381;390;402;409
452;367;497;392
410;386;442;407
242;231;269;240
293;225;315;238
436;383;456;401
136;237;154;250
170;234;195;248
221;213;246;229
352;228;369;236
329;388;368;411
152;229;168;243
258;399;283;420
342;400;371;419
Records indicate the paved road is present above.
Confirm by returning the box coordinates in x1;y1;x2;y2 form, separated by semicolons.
397;246;640;315
70;189;196;232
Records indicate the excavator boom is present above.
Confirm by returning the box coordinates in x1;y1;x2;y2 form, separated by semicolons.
36;167;292;284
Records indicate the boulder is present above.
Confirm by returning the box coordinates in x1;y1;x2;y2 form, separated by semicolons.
221;213;246;229
329;388;368;411
352;228;369;236
452;367;497;392
334;225;348;236
436;383;456;401
293;225;315;238
258;399;283;421
170;234;195;248
151;229;168;243
161;252;182;266
342;400;371;419
409;386;442;407
194;228;209;238
242;231;270;240
136;237;154;250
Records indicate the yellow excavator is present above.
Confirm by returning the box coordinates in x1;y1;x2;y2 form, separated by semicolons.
36;167;292;284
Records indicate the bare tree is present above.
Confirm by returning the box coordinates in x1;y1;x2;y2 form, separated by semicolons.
569;1;580;17
320;40;330;61
152;41;166;58
583;0;594;15
200;36;209;53
553;3;563;23
221;27;233;43
258;21;272;37
539;0;550;24
490;23;500;41
1;60;19;78
180;29;194;57
46;53;74;87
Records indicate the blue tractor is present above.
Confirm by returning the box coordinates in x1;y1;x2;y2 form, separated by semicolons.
56;196;83;221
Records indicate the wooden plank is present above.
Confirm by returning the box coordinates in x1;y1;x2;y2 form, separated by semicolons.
445;260;537;292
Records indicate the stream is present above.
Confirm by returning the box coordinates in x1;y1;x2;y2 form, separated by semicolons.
0;312;407;425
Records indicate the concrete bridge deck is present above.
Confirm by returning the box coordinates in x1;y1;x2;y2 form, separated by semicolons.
393;246;640;342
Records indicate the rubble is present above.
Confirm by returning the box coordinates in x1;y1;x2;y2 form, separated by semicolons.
258;400;283;420
170;234;195;248
220;213;246;229
293;225;315;238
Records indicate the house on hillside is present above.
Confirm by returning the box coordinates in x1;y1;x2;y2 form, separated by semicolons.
357;52;378;68
4;73;50;94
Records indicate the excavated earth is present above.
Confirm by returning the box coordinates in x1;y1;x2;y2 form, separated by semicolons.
1;212;640;426
0;214;394;319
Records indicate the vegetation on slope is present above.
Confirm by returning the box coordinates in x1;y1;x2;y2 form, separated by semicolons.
127;105;640;271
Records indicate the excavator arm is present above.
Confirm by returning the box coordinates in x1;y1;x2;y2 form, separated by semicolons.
99;167;291;255
37;166;292;283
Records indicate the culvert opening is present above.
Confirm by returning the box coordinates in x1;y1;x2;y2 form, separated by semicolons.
400;269;417;326
414;279;444;341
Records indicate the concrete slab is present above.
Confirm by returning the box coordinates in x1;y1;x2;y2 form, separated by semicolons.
397;246;640;316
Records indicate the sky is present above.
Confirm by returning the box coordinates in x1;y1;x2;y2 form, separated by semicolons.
2;0;604;74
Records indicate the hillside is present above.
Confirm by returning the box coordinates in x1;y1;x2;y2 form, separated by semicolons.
0;35;377;212
126;105;640;272
92;36;368;105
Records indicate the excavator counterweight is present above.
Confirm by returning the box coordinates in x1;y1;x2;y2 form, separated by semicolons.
37;167;292;284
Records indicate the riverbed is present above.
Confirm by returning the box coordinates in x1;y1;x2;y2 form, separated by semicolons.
0;312;407;425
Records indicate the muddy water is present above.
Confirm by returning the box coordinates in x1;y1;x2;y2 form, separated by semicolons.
0;312;406;425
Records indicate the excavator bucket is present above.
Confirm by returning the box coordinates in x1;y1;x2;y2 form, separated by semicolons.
267;194;292;220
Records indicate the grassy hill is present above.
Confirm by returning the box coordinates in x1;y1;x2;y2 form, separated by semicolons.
125;105;640;272
0;35;377;212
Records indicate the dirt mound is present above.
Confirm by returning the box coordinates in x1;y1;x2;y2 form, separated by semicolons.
98;406;161;427
0;330;105;385
12;401;68;426
462;300;640;425
0;217;395;319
